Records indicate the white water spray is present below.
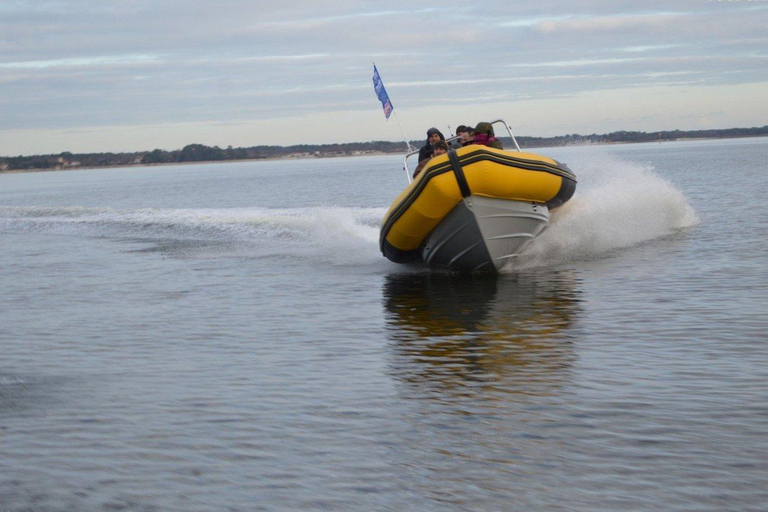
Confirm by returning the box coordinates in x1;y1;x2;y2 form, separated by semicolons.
512;149;700;269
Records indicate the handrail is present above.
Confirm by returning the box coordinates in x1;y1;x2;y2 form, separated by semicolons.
402;118;521;183
402;147;420;183
488;119;522;152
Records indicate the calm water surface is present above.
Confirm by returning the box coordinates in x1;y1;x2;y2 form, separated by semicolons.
1;138;767;511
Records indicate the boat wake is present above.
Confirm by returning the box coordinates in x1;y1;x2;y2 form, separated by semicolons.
1;150;699;270
0;205;387;266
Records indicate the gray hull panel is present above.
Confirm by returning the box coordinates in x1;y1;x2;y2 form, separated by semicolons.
421;196;549;272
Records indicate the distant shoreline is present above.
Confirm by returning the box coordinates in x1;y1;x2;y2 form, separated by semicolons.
0;150;402;174
2;129;767;174
0;150;405;175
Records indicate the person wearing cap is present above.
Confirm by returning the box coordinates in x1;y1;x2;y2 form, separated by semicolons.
455;125;474;147
473;122;503;149
432;140;449;156
418;127;445;162
413;140;449;179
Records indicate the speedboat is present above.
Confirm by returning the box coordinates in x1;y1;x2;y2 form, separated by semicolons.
380;119;576;272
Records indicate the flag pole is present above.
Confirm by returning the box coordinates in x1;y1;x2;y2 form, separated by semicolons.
392;109;414;152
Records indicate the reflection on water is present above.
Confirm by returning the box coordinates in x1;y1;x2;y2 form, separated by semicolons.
383;271;583;400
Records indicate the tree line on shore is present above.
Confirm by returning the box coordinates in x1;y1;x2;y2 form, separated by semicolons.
2;125;767;172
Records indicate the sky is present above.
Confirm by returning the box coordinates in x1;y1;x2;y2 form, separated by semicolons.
1;0;767;155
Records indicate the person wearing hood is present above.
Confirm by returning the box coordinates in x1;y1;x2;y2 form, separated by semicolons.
418;127;445;162
473;122;503;149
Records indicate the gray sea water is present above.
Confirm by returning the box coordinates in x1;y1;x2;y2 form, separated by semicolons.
1;137;766;511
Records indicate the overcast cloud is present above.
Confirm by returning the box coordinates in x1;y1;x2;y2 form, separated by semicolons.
1;0;767;154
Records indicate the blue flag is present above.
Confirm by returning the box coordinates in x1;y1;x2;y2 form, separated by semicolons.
372;65;393;119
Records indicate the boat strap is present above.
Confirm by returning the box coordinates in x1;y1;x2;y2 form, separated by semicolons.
448;149;471;197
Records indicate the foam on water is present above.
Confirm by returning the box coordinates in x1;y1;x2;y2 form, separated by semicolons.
0;205;387;266
0;150;698;269
512;148;700;270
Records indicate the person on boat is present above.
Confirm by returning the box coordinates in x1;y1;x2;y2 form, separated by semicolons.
432;140;448;156
473;122;503;149
413;140;449;179
418;128;445;162
455;125;474;147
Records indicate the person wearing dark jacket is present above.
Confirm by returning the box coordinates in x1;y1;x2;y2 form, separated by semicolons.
418;127;445;162
455;124;474;147
413;140;449;179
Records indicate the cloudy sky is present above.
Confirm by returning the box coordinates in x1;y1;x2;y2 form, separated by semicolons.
1;0;767;155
